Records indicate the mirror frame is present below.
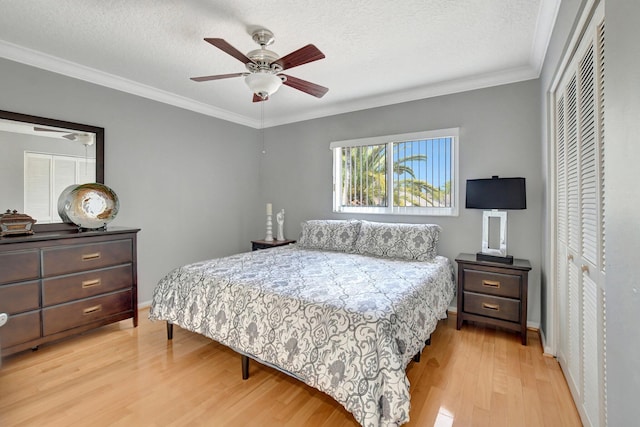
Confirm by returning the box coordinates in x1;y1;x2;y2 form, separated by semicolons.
0;109;104;232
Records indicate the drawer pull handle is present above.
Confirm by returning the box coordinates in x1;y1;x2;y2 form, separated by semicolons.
581;264;590;273
83;305;102;315
82;252;101;261
568;254;574;261
482;303;500;311
482;279;501;289
82;279;101;288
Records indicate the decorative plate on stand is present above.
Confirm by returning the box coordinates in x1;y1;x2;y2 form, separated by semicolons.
58;183;119;229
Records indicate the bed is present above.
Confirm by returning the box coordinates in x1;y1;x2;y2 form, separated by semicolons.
149;220;455;426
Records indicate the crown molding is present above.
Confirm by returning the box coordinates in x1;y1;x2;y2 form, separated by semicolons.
530;0;562;75
0;40;260;128
263;65;540;128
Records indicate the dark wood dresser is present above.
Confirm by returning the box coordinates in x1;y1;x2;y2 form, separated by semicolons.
455;253;532;345
0;227;140;356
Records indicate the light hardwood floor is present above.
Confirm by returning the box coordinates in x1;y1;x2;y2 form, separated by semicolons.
0;309;581;426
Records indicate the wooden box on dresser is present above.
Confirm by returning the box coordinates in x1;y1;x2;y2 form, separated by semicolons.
0;226;140;357
455;253;532;345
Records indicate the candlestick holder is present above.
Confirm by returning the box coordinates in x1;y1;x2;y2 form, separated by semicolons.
265;214;274;242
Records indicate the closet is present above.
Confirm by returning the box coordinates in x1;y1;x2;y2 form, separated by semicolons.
552;2;606;426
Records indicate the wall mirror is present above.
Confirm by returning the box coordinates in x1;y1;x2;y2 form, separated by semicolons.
0;110;104;231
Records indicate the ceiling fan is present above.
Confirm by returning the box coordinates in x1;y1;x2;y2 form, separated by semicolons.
190;28;328;102
33;127;94;145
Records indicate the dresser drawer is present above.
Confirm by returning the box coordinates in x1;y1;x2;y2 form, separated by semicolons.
0;311;41;348
42;240;133;277
43;289;133;336
0;281;40;314
0;249;39;285
43;264;133;306
463;291;520;323
463;269;521;298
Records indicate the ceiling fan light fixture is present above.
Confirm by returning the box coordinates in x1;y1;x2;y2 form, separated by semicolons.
75;133;95;146
245;73;282;99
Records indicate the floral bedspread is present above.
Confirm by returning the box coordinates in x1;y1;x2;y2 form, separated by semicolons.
149;245;455;426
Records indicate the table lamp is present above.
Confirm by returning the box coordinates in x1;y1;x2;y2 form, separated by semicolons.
465;176;526;264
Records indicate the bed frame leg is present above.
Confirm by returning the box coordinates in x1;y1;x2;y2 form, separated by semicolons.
413;336;433;363
166;322;173;340
241;355;250;380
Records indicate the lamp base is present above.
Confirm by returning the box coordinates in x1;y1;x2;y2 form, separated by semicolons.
476;252;514;264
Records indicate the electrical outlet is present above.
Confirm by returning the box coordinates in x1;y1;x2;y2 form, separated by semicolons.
0;312;8;327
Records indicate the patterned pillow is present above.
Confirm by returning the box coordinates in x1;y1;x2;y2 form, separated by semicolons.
298;220;362;252
353;221;441;261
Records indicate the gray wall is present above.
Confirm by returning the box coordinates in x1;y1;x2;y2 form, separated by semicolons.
0;58;262;304
261;80;543;326
604;0;640;423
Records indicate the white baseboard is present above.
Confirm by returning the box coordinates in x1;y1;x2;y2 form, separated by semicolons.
539;328;555;356
138;300;152;310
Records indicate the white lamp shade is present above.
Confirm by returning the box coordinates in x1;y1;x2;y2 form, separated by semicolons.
245;73;282;97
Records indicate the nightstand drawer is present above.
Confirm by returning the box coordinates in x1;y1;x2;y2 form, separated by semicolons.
463;269;521;298
463;292;520;322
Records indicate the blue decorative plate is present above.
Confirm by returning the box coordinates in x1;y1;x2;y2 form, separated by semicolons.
57;183;119;229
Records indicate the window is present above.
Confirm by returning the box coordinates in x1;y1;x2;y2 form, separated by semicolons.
331;128;459;216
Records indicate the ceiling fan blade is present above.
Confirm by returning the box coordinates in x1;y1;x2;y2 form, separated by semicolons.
253;93;268;102
190;72;246;82
34;126;77;139
281;74;329;98
273;44;325;70
204;38;254;64
34;127;66;133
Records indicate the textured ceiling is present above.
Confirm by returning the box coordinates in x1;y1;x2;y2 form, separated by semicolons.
0;0;559;128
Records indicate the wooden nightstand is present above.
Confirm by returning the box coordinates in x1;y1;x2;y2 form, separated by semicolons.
251;239;296;251
455;253;532;345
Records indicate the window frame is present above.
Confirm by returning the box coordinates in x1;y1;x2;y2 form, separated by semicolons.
331;128;459;216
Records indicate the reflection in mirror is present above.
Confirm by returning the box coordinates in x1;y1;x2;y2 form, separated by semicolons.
0;110;104;229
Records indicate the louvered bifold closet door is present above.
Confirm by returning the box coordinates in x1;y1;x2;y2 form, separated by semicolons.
553;4;606;427
564;72;582;396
